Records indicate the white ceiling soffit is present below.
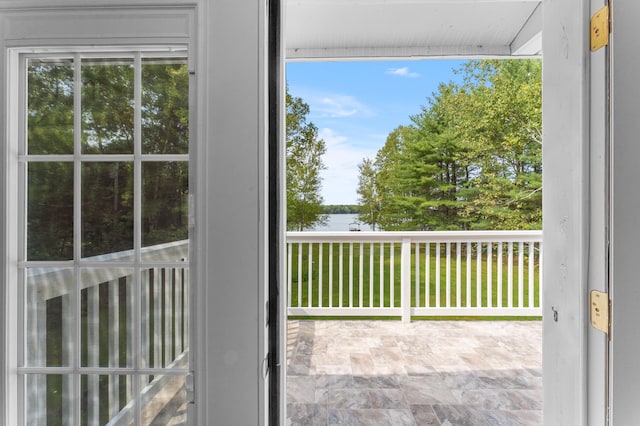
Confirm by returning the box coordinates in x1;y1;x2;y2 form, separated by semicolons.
285;0;542;61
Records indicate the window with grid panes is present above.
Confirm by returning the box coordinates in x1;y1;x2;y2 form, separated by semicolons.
16;49;191;425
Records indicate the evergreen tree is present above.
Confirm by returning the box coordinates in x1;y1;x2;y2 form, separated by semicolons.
357;59;542;231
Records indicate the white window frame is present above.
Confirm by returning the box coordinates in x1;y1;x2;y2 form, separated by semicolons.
1;7;201;425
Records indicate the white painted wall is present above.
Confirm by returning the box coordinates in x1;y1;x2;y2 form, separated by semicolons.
200;0;268;424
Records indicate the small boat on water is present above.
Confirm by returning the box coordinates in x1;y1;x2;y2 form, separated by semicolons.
348;221;361;232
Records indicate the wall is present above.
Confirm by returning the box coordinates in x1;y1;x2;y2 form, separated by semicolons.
202;0;268;424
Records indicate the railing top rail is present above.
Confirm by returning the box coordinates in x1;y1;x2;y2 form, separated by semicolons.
286;230;543;243
25;240;190;301
82;239;189;263
25;240;189;274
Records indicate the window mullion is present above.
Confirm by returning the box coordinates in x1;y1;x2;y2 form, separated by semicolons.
74;53;82;264
133;51;143;426
134;53;142;264
14;50;27;425
72;52;82;426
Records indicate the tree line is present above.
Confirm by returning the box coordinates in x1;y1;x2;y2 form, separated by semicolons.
322;205;360;214
356;60;542;231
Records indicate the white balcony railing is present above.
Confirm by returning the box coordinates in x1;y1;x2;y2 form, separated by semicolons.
287;230;543;322
27;231;541;422
26;240;189;425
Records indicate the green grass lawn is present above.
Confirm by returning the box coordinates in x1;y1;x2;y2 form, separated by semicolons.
288;241;541;319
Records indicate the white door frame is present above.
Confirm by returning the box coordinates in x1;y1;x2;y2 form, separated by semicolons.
588;0;610;424
542;0;590;423
543;0;612;424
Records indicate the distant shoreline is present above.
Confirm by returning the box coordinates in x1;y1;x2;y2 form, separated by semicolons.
322;205;359;214
309;213;373;232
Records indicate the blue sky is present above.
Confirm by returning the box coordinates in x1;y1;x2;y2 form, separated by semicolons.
286;59;466;205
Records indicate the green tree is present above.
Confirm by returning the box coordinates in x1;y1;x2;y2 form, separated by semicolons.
397;83;473;230
286;91;328;231
456;60;542;229
356;158;382;231
372;126;415;230
360;59;542;231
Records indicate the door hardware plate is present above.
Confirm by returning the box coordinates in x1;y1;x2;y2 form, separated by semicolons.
591;5;610;51
590;290;610;334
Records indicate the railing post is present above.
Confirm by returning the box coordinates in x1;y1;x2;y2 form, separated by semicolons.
401;238;411;323
109;278;120;418
26;281;46;425
87;284;99;424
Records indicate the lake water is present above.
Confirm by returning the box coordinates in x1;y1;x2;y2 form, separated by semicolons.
308;214;373;232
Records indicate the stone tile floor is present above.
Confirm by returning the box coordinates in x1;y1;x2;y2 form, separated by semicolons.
286;320;542;425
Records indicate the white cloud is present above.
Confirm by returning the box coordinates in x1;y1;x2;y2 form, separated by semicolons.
386;67;420;78
318;128;380;205
316;94;372;118
319;128;348;147
318;96;358;118
297;91;374;119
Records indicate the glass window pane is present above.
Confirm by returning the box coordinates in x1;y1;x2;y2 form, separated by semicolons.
80;268;134;368
82;162;133;259
81;374;133;425
26;374;72;425
26;268;73;368
142;161;188;259
28;162;74;261
27;58;74;155
82;58;134;154
141;267;189;370
142;58;189;154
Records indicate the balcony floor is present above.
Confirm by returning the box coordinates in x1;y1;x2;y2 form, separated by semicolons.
286;320;542;425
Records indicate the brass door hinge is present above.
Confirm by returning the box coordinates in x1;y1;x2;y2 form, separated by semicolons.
591;4;610;51
590;290;610;335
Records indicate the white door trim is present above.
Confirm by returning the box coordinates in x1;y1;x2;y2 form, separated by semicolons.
542;0;592;424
